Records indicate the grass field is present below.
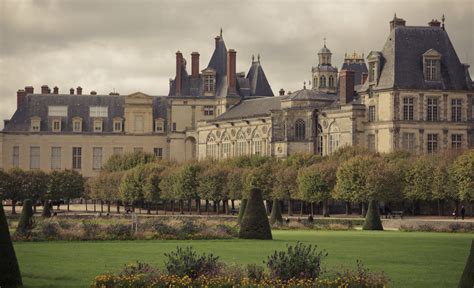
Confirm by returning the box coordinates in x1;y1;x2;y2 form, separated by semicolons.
14;230;472;288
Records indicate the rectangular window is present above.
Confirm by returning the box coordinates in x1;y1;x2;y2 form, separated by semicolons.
52;119;61;132
12;146;19;168
368;106;376;122
204;75;215;93
134;147;143;153
51;147;61;169
451;99;462;122
451;134;462;149
89;106;108;118
402;133;416;152
154;148;163;159
72;147;82;169
73;120;82;132
48;106;68;117
94;120;103;132
114;120;122;132
113;147;123;155
427;134;438;154
172;122;177;131
92;147;103;170
155;120;164;132
427;98;438;121
425;59;438;81
30;146;40;169
367;134;376;152
204;106;215;116
403;97;414;120
31;120;40;132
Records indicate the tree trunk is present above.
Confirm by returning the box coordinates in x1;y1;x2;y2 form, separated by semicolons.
100;200;104;213
163;200;167;215
93;200;97;212
187;199;192;214
116;201;120;213
171;200;175;215
310;202;314;216
11;201;16;214
437;199;443;216
345;201;351;215
206;200;210;215
179;200;184;214
196;199;201;215
85;200;88;212
216;201;220;215
300;201;304;216
225;200;229;215
213;201;217;213
323;199;329;217
361;202;367;217
231;200;235;210
288;199;293;216
147;202;151;214
67;198;70;212
107;201;111;213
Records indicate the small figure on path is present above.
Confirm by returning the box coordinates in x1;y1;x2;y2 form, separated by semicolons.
460;206;466;220
452;207;458;220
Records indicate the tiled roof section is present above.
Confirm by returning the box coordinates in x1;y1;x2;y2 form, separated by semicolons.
341;62;368;86
286;89;337;102
370;26;472;91
213;96;285;121
246;60;274;96
3;94;167;133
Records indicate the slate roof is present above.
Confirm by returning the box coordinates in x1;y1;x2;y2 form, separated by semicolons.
363;25;472;91
3;94;167;133
285;89;337;102
341;62;368;86
246;60;274;96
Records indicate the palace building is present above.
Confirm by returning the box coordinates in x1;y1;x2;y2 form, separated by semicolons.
0;15;473;177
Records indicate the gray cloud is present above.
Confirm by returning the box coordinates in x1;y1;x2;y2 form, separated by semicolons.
1;0;473;128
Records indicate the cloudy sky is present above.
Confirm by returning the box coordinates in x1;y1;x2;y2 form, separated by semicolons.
0;0;472;128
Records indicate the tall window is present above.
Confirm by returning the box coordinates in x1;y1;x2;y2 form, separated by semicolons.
317;125;323;156
402;133;416;152
367;134;376;152
368;106;376;122
221;136;231;159
72;147;82;169
154;148;163;159
328;125;340;154
451;99;462;122
236;133;247;156
12;146;19;168
206;135;217;159
425;59;438;81
328;76;335;88
204;106;214;116
427;98;438;121
451;134;462;149
319;76;326;88
52;119;61;132
369;62;376;82
30;146;40;169
114;119;123;132
295;119;306;140
403;97;414;120
427;134;438;154
253;134;262;155
73;118;82;132
92;147;103;170
51;147;61;169
93;119;103;132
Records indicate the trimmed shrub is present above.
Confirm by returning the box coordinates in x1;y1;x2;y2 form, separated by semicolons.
246;264;265;281
39;220;60;239
164;246;220;279
265;242;327;280
237;199;247;224
41;201;51;218
459;240;474;288
105;223;132;240
362;200;384;231
0;201;23;287
16;199;34;235
239;188;272;240
269;200;283;225
82;220;100;239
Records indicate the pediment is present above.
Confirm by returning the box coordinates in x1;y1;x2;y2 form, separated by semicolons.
127;92;152;99
423;48;442;58
367;51;382;60
125;91;153;105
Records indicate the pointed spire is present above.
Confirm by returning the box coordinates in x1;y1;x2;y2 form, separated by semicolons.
220;27;223;37
441;14;445;30
252;54;255;63
303;81;306;89
257;54;260;63
323;37;326;48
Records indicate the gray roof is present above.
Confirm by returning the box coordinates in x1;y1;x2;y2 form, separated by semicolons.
318;45;331;54
365;25;472;91
213;96;284;121
3;94;167;133
341;62;368;86
246;60;274;96
285;88;337;102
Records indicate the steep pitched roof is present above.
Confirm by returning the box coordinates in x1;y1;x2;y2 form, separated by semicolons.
213;96;284;121
341;62;368;86
246;59;274;96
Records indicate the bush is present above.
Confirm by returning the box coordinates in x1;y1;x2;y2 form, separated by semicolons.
118;261;159;279
164;246;220;279
106;223;132;240
237;199;247;224
362;200;383;231
153;222;177;236
16;199;34;235
82;220;100;239
459;240;474;288
0;201;23;287
41;201;51;218
270;200;283;225
246;264;265;281
57;219;73;230
333;260;389;287
239;188;272;240
39;220;60;239
265;242;327;280
179;219;200;235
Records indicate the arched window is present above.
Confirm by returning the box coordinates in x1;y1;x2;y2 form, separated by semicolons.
317;124;323;155
295;119;306;141
328;124;340;154
328;76;334;88
206;134;217;159
253;133;262;155
320;76;326;88
236;132;247;156
221;134;231;159
313;77;318;89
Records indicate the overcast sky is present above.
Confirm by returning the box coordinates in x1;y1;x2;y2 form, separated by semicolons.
0;0;473;128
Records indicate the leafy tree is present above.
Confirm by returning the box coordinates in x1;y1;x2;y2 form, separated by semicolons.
60;170;84;211
450;150;474;202
197;165;229;214
285;153;322;169
89;171;125;213
103;151;158;172
119;165;147;209
432;154;458;216
159;166;180;214
244;161;275;201
23;170;49;213
227;167;245;201
0;201;22;287
5;169;27;214
142;163;166;214
237;199;248;224
16;199;34;235
239;188;272;240
403;155;435;215
273;163;298;216
225;155;271;169
362;199;384;230
41;200;51;218
175;162;201;213
0;170;12;202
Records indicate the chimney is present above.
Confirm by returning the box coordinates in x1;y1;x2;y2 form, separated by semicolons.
428;19;441;27
389;14;406;31
175;51;183;96
361;72;368;85
227;49;237;95
25;86;34;94
191;52;200;79
279;88;285;96
90;91;97;95
77;86;82;95
53;86;59;94
17;89;26;108
215;36;220;48
339;70;355;105
41;85;49;94
70;88;75;95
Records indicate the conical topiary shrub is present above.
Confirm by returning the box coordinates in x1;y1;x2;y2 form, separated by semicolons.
42;200;51;218
270;200;283;225
459;240;474;288
239;188;272;240
16;199;34;235
362;200;383;231
237;199;248;224
0;201;23;287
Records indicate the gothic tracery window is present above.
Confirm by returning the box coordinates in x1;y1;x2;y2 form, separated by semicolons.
295;119;306;141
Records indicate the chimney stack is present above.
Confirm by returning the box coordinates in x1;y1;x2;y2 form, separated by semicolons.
191;52;200;79
175;51;183;96
428;19;441;27
227;49;237;95
17;89;26;108
70;88;75;95
41;85;49;94
25;86;34;94
53;86;59;94
215;36;220;48
361;72;368;85
389;14;406;31
339;70;355;105
77;86;82;95
279;88;285;96
90;91;97;95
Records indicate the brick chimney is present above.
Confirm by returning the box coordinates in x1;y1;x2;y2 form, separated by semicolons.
77;86;82;95
279;88;285;96
53;86;59;94
428;19;441;27
361;72;368;85
339;70;355;105
70;88;75;95
90;91;97;95
41;85;49;94
17;89;26;108
191;52;200;79
175;51;183;96
25;86;34;94
389;14;406;31
227;49;237;95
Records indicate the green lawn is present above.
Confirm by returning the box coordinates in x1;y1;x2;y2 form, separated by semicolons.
14;230;472;288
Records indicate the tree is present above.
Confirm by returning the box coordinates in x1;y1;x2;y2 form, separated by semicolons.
432;154;458;216
103;151;158;172
197;165;228;214
362;199;384;230
89;171;125;213
175;162;201;213
0;171;12;202
450;150;474;202
273;163;298;216
119;165;147;210
237;199;248;224
159;166;180;214
269;199;283;225
47;170;66;209
458;240;474;288
403;155;435;215
239;188;272;240
142;163;166;214
41;200;51;218
61;170;84;211
22;170;49;213
16;199;34;235
5;169;27;214
0;201;22;287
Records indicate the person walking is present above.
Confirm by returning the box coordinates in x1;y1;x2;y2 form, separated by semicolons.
452;207;458;220
460;205;466;220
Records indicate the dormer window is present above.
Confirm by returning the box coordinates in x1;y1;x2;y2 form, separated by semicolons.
367;51;382;83
30;117;41;132
423;49;441;81
93;119;103;132
202;68;216;96
52;118;61;132
113;118;123;133
73;117;82;133
369;62;376;82
154;118;164;133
